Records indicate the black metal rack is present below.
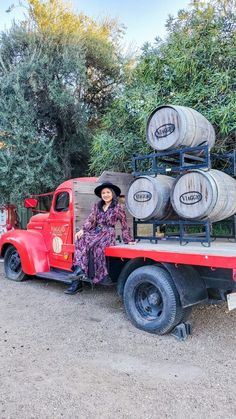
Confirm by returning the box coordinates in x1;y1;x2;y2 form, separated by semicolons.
131;145;236;246
212;215;236;241
211;150;236;177
133;215;236;247
132;145;236;178
132;143;211;177
133;218;212;246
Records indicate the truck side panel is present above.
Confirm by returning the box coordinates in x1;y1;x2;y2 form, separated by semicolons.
105;243;236;272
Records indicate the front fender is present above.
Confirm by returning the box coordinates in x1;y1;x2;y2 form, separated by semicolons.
0;230;49;275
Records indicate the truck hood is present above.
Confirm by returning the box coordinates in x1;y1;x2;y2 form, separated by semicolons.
27;212;49;230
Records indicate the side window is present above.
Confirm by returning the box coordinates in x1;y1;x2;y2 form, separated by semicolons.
54;192;69;212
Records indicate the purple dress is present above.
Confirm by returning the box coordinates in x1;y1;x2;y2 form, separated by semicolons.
74;201;133;283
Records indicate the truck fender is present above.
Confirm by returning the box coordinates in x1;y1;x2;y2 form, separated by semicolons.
161;263;208;307
0;230;49;275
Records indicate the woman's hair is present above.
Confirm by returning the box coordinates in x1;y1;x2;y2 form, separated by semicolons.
97;188;118;210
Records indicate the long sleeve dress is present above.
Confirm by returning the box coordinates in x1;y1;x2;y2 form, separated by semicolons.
73;201;133;283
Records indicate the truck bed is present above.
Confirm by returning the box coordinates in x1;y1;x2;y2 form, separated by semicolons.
105;239;236;272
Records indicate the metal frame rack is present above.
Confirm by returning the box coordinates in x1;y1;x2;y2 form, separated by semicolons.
132;145;236;177
134;216;236;247
133;218;212;246
131;145;236;245
211;150;236;176
132;144;211;176
212;215;236;241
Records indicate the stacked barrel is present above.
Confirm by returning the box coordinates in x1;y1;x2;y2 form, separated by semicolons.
126;104;236;227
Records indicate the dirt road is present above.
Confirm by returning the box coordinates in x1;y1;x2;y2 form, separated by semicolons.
0;262;235;419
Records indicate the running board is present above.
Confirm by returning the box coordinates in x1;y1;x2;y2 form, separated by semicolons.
36;270;72;284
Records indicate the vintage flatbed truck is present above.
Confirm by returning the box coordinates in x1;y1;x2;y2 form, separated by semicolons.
1;173;236;335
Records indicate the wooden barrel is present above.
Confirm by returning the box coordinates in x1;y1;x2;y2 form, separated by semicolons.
171;169;236;222
126;175;175;220
146;105;215;151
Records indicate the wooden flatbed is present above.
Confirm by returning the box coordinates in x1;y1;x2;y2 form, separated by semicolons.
106;239;236;275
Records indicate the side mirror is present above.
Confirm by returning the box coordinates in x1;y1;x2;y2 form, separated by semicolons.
24;198;38;209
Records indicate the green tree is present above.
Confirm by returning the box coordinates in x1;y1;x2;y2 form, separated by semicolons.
0;0;126;202
0;25;87;202
27;0;125;117
90;0;236;174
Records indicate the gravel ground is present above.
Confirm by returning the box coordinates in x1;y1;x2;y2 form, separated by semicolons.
0;262;236;419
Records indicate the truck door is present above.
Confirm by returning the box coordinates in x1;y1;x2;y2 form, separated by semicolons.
46;190;73;270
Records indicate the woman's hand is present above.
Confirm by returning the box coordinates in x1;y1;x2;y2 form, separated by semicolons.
75;229;84;240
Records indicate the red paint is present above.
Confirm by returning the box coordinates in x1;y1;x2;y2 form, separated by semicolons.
0;229;49;274
24;198;38;208
105;246;236;271
0;177;96;274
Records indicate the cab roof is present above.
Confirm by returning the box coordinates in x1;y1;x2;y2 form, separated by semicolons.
56;177;98;191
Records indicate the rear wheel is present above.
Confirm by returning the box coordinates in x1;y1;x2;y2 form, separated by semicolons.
123;265;183;335
4;245;27;282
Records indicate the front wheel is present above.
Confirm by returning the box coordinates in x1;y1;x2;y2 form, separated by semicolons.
123;265;183;335
4;245;27;282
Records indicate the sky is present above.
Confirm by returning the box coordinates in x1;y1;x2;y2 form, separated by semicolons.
0;0;191;46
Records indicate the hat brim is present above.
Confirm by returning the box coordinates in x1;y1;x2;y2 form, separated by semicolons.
94;182;121;198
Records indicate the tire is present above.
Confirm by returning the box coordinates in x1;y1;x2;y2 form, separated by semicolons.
123;265;183;335
4;245;27;282
117;258;153;298
153;263;192;326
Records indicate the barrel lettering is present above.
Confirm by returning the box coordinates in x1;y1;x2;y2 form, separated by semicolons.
180;191;202;205
155;123;175;139
134;191;152;202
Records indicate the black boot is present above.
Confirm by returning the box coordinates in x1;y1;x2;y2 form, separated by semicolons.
100;275;113;286
68;266;84;280
64;279;83;295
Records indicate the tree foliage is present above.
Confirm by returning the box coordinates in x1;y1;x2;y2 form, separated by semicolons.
0;0;125;202
90;0;236;175
0;27;64;202
27;0;125;114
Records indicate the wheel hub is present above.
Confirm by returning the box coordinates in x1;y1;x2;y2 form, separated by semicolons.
148;291;161;305
10;253;21;272
136;283;163;319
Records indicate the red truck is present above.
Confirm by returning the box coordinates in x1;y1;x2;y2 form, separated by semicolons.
1;173;236;336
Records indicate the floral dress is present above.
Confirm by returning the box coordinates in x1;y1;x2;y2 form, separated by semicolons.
74;201;133;283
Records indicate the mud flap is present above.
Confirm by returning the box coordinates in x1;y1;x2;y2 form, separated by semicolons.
161;263;208;307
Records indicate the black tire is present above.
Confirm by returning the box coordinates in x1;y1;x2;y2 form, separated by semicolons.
123;265;183;335
153;263;192;327
117;258;150;298
4;245;27;282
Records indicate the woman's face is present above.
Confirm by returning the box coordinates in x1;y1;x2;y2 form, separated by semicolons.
101;188;113;203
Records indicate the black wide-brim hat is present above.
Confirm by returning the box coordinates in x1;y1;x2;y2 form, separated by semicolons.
94;182;121;198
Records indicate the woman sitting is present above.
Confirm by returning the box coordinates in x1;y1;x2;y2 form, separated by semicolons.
65;182;135;294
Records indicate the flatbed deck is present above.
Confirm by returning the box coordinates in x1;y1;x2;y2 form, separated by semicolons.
105;239;236;274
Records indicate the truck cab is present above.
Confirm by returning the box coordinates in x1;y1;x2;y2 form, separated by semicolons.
0;172;132;283
0;177;99;280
